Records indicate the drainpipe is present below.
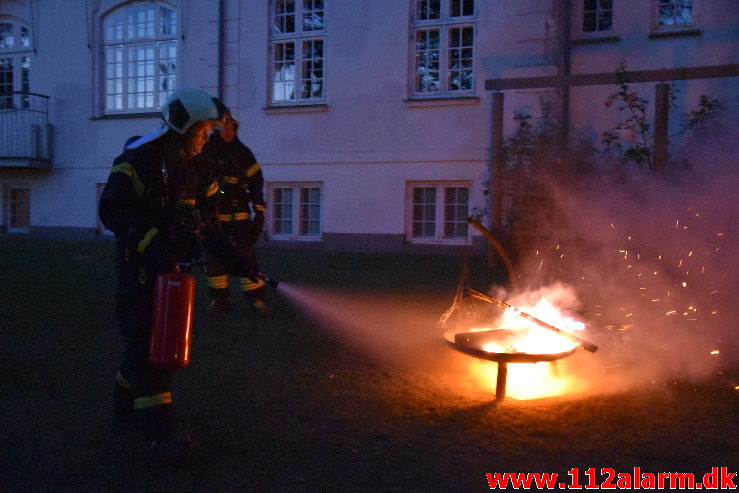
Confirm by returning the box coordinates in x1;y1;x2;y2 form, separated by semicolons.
217;0;225;100
561;0;572;142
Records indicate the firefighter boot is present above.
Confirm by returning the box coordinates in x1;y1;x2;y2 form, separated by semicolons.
243;288;271;317
208;287;230;314
151;433;194;465
113;371;135;426
137;399;194;465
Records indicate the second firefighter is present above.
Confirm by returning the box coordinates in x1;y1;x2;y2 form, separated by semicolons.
201;105;271;316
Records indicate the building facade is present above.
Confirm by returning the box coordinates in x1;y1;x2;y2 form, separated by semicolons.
1;0;737;255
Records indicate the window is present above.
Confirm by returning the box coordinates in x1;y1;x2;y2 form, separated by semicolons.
269;183;322;239
102;2;178;113
412;0;475;97
270;0;325;105
656;0;692;27
3;185;31;232
407;182;470;243
0;17;31;109
581;0;613;33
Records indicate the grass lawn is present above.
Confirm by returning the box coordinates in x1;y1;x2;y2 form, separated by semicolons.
1;237;737;492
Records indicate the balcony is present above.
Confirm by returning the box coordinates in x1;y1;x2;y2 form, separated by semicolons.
0;92;53;169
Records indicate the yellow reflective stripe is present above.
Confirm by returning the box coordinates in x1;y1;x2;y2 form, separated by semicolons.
233;212;249;221
218;214;233;222
208;275;229;289
239;276;265;292
110;162;145;197
223;176;239;184
116;371;133;390
253;204;265;212
205;182;219;197
110;163;133;175
137;227;159;254
134;392;173;410
245;163;261;178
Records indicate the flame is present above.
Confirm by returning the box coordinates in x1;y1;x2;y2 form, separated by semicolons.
470;359;576;400
460;294;586;400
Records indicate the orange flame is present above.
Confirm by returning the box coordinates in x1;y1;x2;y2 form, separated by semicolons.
465;295;586;400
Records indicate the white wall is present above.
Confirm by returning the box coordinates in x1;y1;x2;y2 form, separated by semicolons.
1;0;736;248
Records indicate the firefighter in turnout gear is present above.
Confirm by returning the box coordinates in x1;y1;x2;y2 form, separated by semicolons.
98;88;223;464
201;106;271;317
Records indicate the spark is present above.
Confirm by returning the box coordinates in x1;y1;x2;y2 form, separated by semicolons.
666;310;677;316
610;223;615;229
688;251;693;257
716;232;725;236
710;350;720;355
682;282;687;287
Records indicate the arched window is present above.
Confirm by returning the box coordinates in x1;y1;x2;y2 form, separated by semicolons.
0;17;32;109
102;1;178;113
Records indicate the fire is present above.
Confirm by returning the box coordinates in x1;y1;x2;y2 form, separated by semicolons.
470;358;576;400
453;292;588;400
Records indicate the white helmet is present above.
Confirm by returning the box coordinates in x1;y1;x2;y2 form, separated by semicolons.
161;88;220;134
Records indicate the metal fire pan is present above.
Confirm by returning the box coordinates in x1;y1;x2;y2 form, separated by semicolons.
444;328;576;363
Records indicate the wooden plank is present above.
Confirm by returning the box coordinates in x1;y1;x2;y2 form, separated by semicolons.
485;64;739;91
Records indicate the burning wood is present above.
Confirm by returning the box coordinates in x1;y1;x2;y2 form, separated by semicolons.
464;288;598;353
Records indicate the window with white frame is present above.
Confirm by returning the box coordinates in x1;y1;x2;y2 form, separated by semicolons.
580;0;614;34
3;184;31;232
0;17;31;109
407;182;471;243
654;0;693;28
411;0;475;97
102;1;178;114
269;183;322;239
270;0;325;105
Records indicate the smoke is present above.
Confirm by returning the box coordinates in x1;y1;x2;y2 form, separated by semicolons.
510;123;738;390
276;126;737;399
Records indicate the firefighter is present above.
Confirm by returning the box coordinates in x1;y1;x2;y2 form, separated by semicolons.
98;88;222;464
201;105;271;316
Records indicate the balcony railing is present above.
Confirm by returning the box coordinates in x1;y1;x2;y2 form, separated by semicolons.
0;92;53;169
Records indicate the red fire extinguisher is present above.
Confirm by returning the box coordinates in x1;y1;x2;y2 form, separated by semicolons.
149;264;195;369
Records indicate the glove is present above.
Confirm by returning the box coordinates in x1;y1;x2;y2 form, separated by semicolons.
134;226;177;275
253;211;265;237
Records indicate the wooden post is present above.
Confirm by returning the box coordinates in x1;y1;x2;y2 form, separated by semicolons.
490;92;505;234
653;83;670;175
